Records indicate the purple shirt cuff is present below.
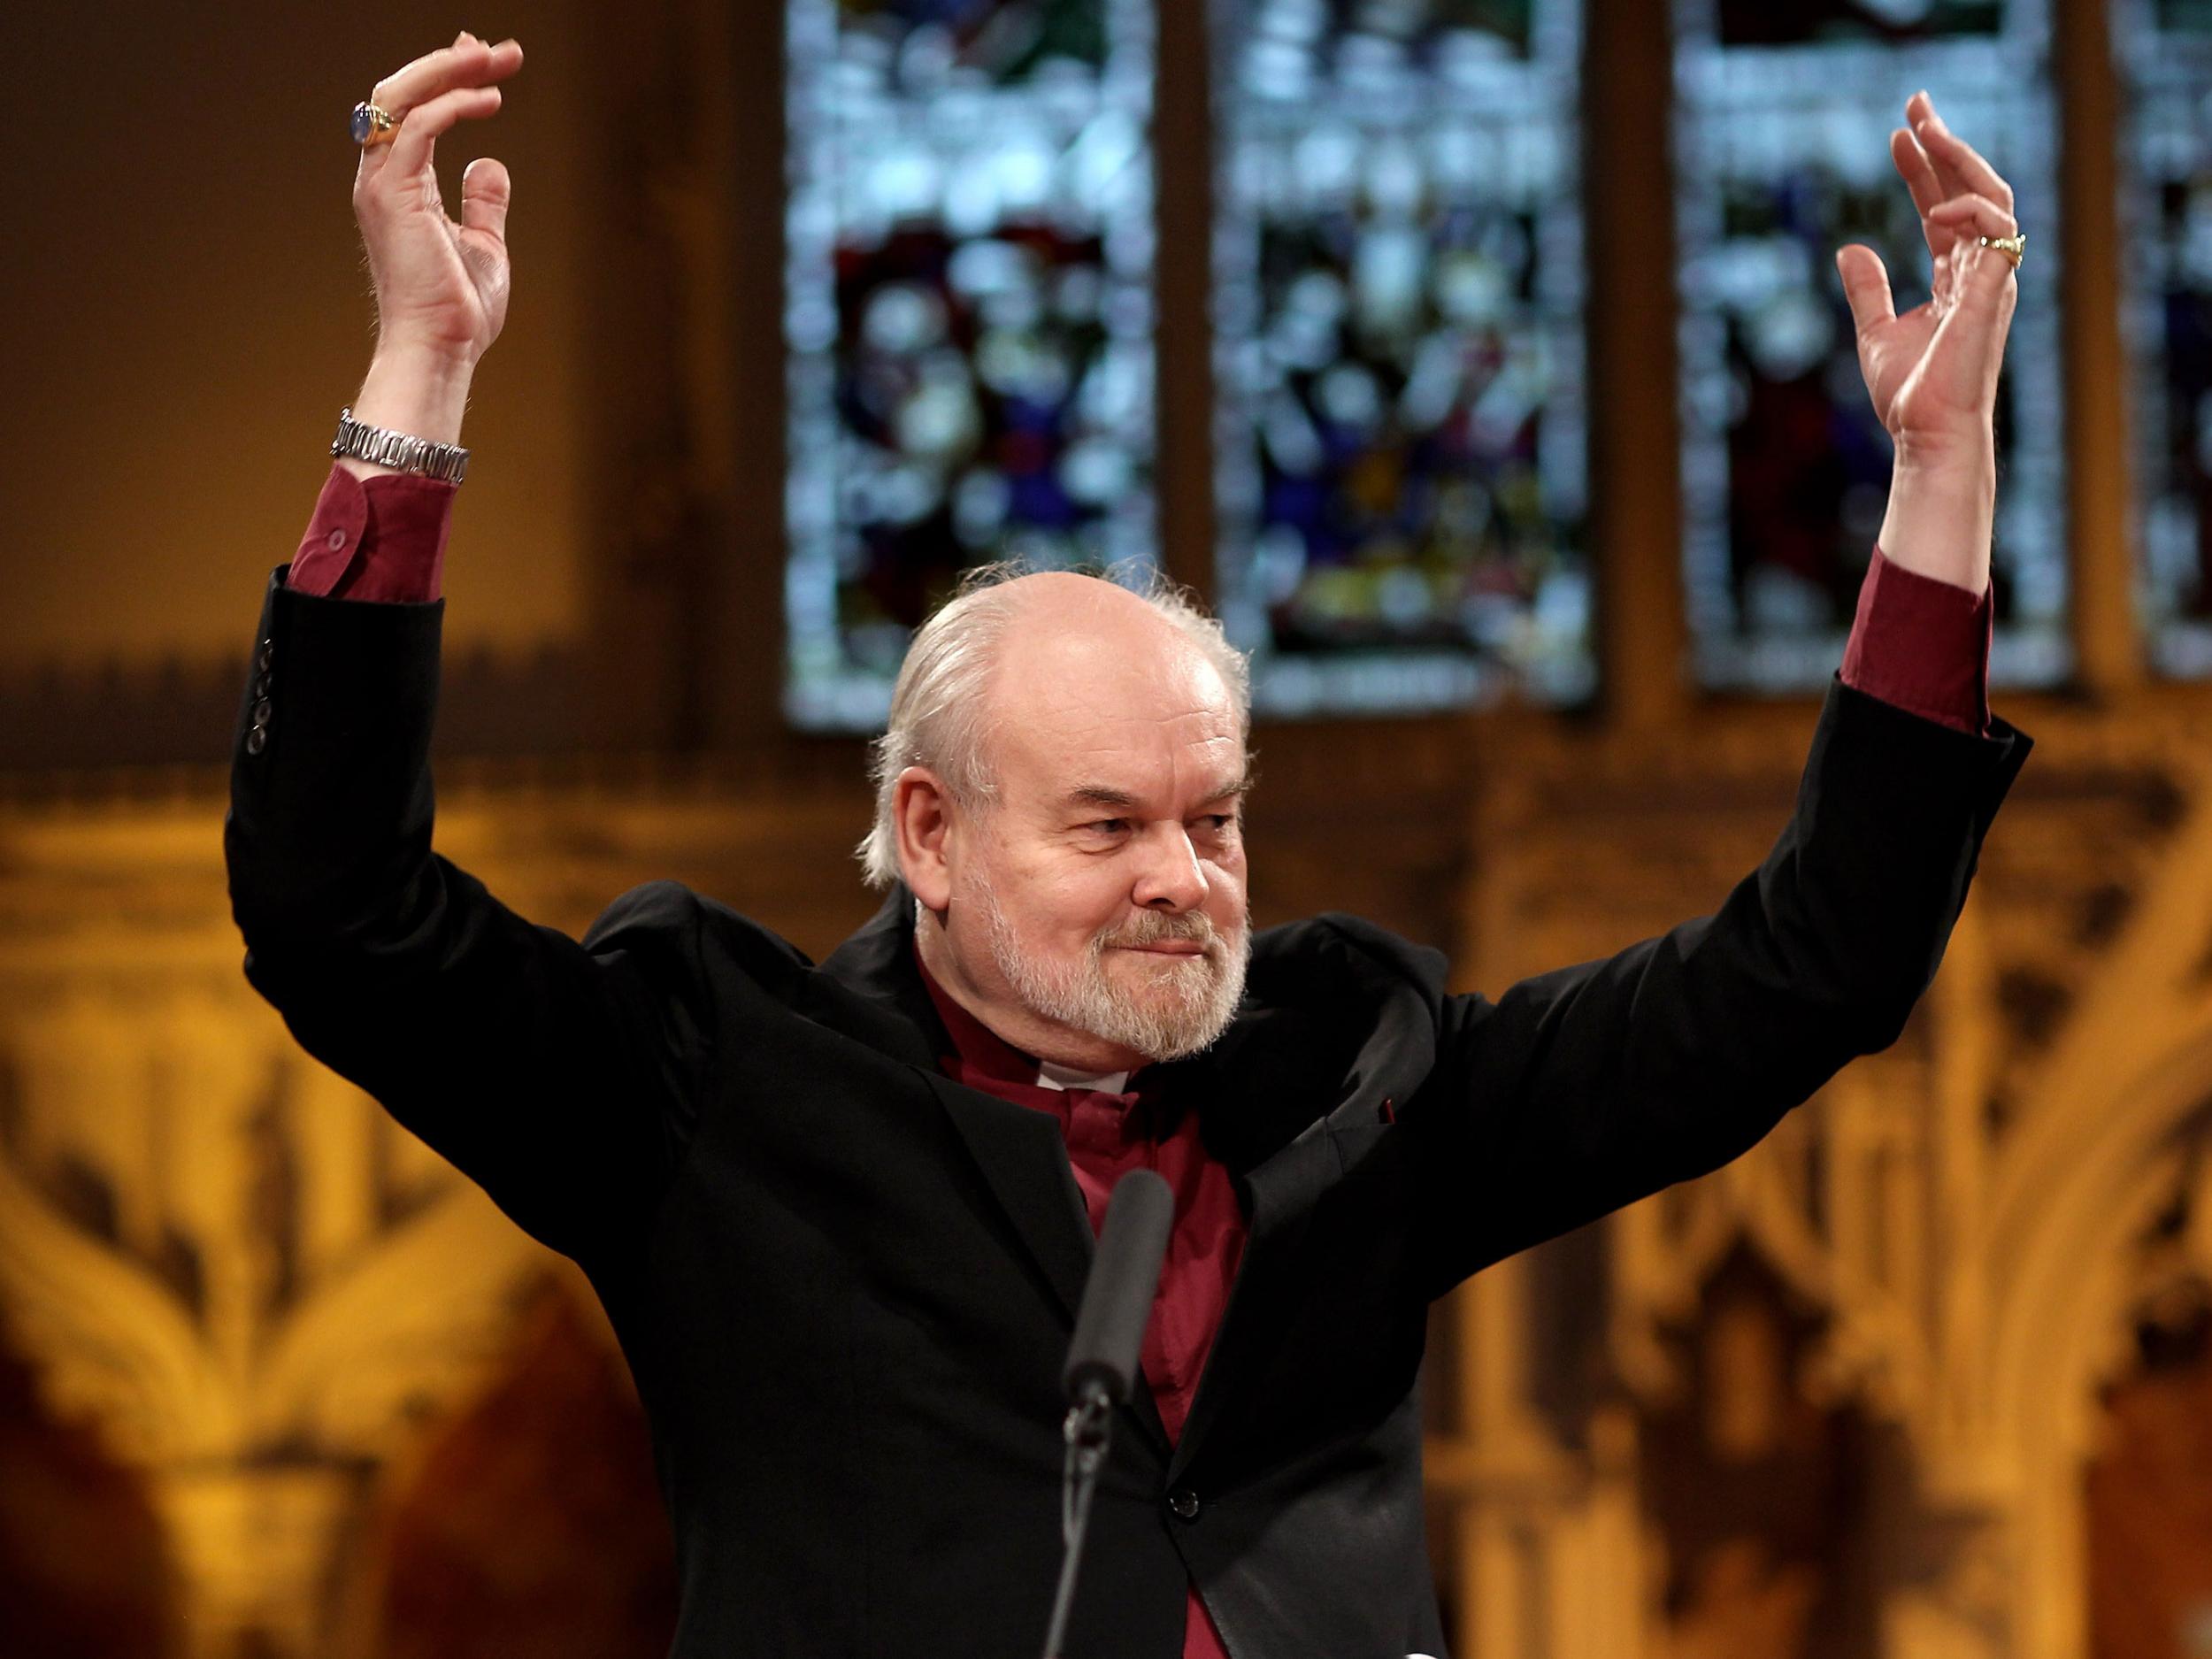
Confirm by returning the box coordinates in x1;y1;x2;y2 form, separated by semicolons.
1838;546;1992;737
288;462;455;603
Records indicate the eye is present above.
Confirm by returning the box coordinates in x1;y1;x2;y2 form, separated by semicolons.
1087;818;1131;835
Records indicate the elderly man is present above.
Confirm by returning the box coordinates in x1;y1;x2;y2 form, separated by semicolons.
226;32;2033;1659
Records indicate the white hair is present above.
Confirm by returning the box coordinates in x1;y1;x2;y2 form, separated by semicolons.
856;561;1252;890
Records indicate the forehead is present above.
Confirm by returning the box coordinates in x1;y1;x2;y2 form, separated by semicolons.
984;619;1242;798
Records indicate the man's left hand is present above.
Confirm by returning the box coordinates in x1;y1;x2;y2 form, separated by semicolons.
1838;90;2019;596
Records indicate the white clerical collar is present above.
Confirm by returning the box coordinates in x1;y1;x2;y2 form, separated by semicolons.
1034;1058;1130;1094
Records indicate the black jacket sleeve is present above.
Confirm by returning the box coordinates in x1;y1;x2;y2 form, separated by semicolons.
224;570;713;1266
1404;674;2032;1294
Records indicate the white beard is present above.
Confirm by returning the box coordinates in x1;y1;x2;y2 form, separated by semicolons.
979;885;1249;1063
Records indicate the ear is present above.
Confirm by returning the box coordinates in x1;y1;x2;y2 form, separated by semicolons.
893;766;958;912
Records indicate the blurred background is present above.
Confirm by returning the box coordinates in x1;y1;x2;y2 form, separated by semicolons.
3;0;2211;1654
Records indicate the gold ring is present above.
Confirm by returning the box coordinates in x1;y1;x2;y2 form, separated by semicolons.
1978;232;2025;270
350;101;400;148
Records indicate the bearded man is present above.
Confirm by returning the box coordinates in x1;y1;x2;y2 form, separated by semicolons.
226;33;2034;1659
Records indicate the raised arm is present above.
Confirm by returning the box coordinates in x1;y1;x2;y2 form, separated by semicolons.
227;36;712;1270
1403;95;2034;1293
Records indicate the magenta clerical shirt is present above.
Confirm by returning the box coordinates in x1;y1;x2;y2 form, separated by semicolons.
918;950;1246;1655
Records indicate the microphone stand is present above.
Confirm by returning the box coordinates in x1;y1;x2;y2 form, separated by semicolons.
1040;1387;1113;1659
1038;1165;1171;1658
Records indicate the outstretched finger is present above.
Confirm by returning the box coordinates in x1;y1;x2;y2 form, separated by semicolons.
1910;96;2016;214
1889;127;1944;219
1903;92;1970;205
377;85;503;184
461;157;513;244
357;36;521;187
1890;128;1952;261
372;34;524;122
1837;243;1896;337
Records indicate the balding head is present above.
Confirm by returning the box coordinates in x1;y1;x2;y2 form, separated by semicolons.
864;563;1255;1071
986;572;1240;773
858;565;1250;889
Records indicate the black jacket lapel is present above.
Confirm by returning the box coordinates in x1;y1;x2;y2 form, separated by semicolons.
925;1061;1176;1458
815;887;1173;1456
817;888;1095;1313
1162;918;1445;1484
920;1069;1096;1324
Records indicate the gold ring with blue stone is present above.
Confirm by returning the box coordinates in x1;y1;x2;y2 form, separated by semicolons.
350;101;400;148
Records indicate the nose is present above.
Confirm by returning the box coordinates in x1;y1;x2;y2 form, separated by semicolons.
1131;823;1209;913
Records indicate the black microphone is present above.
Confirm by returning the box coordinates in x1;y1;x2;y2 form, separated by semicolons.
1039;1168;1175;1659
1061;1167;1174;1408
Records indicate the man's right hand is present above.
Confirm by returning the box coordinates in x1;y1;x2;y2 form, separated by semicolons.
342;32;525;471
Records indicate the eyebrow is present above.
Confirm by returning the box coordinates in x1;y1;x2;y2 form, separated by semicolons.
1060;777;1251;813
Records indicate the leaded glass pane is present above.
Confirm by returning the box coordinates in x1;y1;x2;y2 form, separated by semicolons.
786;0;1156;728
1676;0;2068;693
1214;0;1594;717
2119;0;2212;675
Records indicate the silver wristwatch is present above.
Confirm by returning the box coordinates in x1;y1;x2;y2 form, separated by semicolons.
330;406;471;484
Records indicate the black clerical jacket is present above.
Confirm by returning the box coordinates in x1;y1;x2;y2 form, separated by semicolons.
223;572;2032;1659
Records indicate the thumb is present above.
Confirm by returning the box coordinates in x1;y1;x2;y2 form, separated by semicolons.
1835;244;1894;338
462;157;512;243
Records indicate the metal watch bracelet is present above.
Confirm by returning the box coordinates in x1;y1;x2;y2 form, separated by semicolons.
330;406;470;484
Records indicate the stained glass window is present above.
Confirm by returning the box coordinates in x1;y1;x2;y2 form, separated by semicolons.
1675;0;2068;693
2118;0;2212;675
785;0;1157;727
1213;0;1594;717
